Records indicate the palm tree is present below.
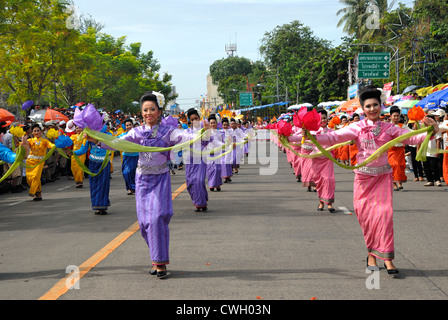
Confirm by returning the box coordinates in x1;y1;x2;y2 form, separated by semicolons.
337;0;370;39
359;0;391;41
337;0;392;40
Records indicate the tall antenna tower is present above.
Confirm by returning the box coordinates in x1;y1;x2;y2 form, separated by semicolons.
225;33;237;57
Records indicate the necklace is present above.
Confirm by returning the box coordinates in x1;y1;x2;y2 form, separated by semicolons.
371;121;381;136
145;124;160;138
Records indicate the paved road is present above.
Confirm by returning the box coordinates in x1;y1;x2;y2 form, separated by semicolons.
1;140;447;302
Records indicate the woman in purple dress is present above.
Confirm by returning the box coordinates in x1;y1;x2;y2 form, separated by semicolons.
205;114;223;192
87;92;210;278
184;108;213;212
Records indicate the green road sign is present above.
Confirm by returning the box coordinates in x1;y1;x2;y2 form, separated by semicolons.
357;52;391;79
239;92;253;107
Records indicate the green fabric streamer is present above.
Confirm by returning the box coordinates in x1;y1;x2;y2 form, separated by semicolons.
82;127;206;153
81;127;253;162
304;126;434;170
205;137;250;161
274;125;434;169
76;151;111;177
0;146;26;183
414;127;434;162
428;148;448;154
55;147;111;177
24;146;57;169
275;131;351;159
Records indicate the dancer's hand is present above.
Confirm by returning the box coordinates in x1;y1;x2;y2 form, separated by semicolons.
21;135;30;157
21;135;30;148
423;116;439;135
202;119;211;131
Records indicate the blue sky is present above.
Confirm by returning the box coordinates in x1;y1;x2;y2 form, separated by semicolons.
72;0;415;110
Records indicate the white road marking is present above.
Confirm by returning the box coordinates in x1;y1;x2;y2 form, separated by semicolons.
8;200;25;206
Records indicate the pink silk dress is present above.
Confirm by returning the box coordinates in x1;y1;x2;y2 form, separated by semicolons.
289;128;314;187
310;126;335;204
291;127;302;178
314;119;430;261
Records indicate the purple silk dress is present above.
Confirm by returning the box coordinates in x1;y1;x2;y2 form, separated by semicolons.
117;123;199;265
220;129;233;179
205;129;224;189
184;127;211;208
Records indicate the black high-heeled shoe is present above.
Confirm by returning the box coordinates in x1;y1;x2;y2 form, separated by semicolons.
328;207;336;213
384;263;399;275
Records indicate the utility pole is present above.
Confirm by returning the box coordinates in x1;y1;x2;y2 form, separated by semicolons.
296;81;300;104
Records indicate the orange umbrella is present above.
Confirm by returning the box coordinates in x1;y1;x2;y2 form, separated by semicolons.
0;108;15;122
335;98;361;113
29;109;69;123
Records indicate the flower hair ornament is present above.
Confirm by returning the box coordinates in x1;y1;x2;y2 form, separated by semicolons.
152;91;165;109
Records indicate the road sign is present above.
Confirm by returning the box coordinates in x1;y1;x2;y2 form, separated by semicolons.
357;52;391;79
240;92;253;107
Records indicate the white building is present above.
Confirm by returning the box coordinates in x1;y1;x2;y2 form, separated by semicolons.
206;74;224;109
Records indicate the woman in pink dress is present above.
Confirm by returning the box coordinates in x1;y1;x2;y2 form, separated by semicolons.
309;86;439;274
291;125;302;182
310;109;336;212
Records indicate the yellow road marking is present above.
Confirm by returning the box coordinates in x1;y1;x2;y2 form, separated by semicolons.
38;183;187;300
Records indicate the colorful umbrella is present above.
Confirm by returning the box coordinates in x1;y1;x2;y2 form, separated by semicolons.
402;85;421;94
0;108;15;122
287;104;303;110
416;88;448;110
75;102;85;107
395;100;419;109
22;100;34;111
28;109;69;123
335;98;361;113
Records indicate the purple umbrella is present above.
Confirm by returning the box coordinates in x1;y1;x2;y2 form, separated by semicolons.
22;100;34;111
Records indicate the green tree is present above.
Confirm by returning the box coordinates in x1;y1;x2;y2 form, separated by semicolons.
209;56;266;105
259;20;347;105
0;0;78;106
0;0;176;113
413;0;448;83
